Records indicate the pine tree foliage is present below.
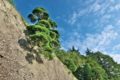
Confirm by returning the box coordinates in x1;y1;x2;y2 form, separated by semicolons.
27;7;60;59
48;19;58;28
28;7;49;23
39;20;51;28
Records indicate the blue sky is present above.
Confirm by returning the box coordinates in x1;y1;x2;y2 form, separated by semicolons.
14;0;120;63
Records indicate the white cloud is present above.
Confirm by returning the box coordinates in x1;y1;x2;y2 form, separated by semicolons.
114;4;120;10
83;25;117;51
61;25;118;55
110;54;120;64
89;3;101;12
116;20;120;25
113;44;120;50
67;0;112;25
67;12;77;25
88;0;110;15
78;9;88;17
73;32;81;38
66;31;81;40
102;51;120;64
110;0;114;3
98;2;110;15
104;25;113;31
109;4;120;12
100;14;112;23
94;4;101;12
58;27;65;32
102;14;111;20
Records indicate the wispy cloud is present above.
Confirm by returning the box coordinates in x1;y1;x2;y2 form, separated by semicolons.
110;0;115;3
115;4;120;10
82;0;110;15
66;0;112;25
99;14;112;23
102;14;111;20
88;2;101;13
67;12;77;25
113;44;120;50
58;27;65;32
110;44;120;64
83;25;117;51
116;20;120;26
109;4;120;12
61;25;118;54
110;54;120;64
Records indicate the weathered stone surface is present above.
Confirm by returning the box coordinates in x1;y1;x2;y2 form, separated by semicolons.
0;0;77;80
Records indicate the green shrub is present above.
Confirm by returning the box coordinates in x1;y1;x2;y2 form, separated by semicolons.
65;59;77;72
39;51;53;60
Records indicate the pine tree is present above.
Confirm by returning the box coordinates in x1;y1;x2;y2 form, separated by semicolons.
86;48;92;56
27;7;60;59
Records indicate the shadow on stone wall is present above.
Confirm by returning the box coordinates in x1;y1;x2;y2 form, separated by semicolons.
18;30;43;64
25;52;43;64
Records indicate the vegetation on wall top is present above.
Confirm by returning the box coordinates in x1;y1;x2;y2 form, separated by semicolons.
56;46;120;80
